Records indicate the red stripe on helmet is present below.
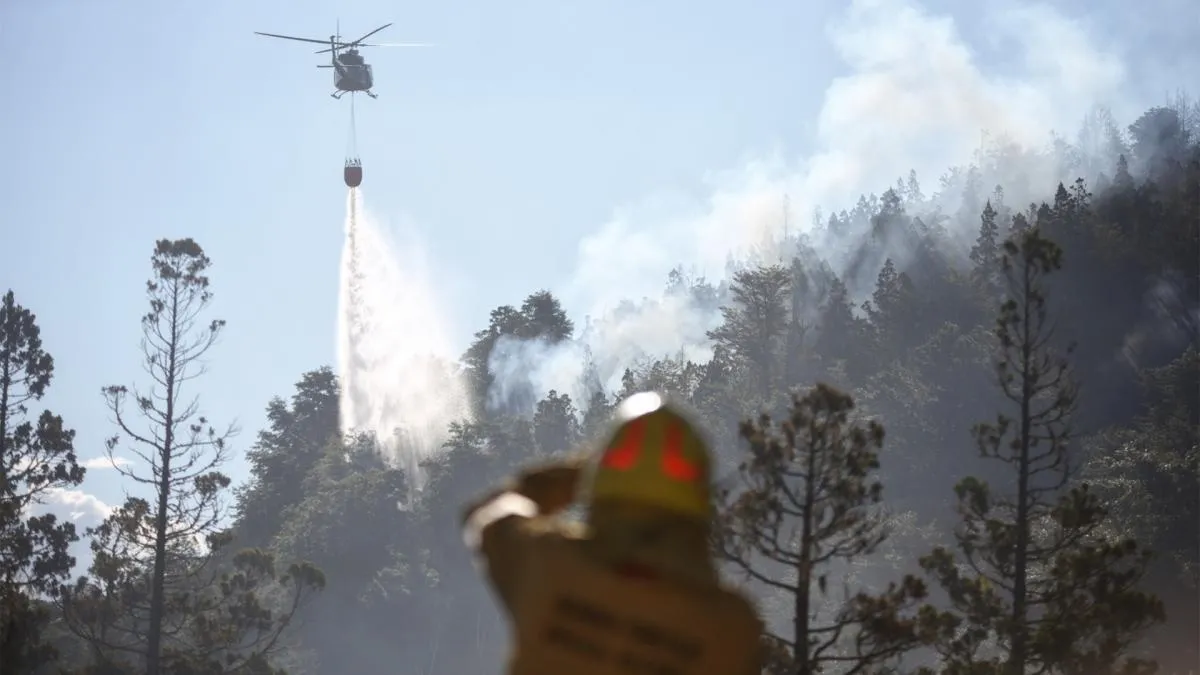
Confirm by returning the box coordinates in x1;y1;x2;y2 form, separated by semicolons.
661;421;700;482
601;418;646;470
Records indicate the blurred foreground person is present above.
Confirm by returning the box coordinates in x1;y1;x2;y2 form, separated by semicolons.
462;391;763;675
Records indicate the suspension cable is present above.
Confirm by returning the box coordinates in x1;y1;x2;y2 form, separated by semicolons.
347;93;359;160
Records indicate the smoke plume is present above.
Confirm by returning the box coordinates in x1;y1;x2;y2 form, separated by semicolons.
488;0;1141;410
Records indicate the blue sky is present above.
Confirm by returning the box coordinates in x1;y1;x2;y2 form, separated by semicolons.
1;0;1194;573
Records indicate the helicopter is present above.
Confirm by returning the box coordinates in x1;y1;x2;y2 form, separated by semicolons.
254;22;432;99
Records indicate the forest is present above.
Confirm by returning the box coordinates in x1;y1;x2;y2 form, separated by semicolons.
2;100;1197;675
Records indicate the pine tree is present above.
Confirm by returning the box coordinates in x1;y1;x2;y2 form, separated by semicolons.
60;240;324;674
919;228;1164;674
969;201;1001;285
707;265;792;398
580;390;613;440
0;290;86;672
235;367;340;548
863;258;922;355
532;390;581;455
813;276;870;385
715;383;935;675
1113;154;1134;192
906;169;925;205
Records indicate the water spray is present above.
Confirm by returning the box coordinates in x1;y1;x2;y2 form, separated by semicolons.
335;189;471;503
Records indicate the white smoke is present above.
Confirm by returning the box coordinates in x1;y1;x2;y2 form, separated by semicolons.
337;189;471;488
489;0;1137;409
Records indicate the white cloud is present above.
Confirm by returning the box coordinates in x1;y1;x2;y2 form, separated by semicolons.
20;489;113;578
81;455;131;470
8;460;116;522
40;487;113;523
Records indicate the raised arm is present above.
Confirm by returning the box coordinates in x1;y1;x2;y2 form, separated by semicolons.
460;457;586;551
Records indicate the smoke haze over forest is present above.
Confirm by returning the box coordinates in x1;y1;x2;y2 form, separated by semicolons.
2;0;1197;673
482;0;1164;416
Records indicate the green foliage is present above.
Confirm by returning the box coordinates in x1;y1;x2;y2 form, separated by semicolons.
969;201;1002;291
707;265;792;397
235;368;340;549
61;515;324;675
273;439;413;595
1085;347;1199;584
533;390;582;455
1;289;85;672
715;383;938;674
1081;346;1199;672
919;229;1165;674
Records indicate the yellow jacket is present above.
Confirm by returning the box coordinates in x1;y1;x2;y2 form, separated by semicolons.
463;460;763;675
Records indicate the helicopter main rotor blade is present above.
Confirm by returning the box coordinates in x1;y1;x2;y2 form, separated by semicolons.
255;31;331;46
314;41;433;53
315;46;344;54
315;42;358;54
363;42;435;47
348;22;393;47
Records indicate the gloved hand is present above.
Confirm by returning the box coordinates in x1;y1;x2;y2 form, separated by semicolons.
513;451;590;515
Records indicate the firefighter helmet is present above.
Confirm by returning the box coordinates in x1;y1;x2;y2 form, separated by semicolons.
586;392;713;520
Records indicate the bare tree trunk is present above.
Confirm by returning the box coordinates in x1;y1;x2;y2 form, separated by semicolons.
145;284;180;675
1007;253;1034;675
793;444;817;675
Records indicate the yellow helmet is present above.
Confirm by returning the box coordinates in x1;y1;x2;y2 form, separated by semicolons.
586;392;713;521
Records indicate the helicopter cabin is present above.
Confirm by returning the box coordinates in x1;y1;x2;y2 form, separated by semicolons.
335;65;373;91
338;50;366;66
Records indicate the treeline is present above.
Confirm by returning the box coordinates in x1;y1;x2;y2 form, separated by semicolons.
1;102;1196;674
